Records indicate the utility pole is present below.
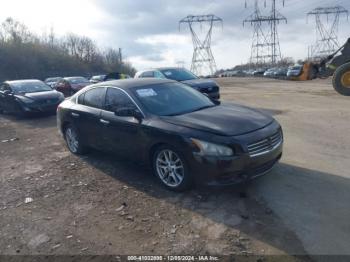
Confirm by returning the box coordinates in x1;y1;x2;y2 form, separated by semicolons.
118;48;123;64
179;14;223;76
307;6;348;61
243;0;286;66
176;61;185;68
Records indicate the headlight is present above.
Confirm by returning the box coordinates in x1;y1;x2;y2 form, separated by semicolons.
16;97;35;104
191;138;234;157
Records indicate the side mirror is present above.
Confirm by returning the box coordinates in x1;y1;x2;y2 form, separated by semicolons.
115;107;143;122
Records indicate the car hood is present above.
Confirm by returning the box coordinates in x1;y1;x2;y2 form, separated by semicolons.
160;103;274;136
180;79;218;89
16;91;62;102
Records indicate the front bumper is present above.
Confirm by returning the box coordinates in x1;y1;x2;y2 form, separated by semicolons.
206;91;220;100
188;123;283;186
20;102;61;113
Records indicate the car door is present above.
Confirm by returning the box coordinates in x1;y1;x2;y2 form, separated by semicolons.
99;87;142;157
70;87;106;149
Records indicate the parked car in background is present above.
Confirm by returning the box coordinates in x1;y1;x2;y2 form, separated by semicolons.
0;79;64;116
273;68;288;79
253;68;266;76
287;65;303;78
55;76;90;97
45;77;63;88
90;75;106;84
135;67;220;100
244;69;255;76
104;72;131;81
57;78;283;191
263;68;278;77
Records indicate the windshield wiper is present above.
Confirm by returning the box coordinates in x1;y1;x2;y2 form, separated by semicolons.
166;105;215;116
191;105;215;112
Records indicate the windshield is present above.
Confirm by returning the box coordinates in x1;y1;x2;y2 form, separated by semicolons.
133;82;214;116
66;77;89;84
11;81;52;94
290;66;302;70
160;68;198;81
45;77;61;83
92;75;105;80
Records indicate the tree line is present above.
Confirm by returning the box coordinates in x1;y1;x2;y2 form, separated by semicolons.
216;57;304;74
0;18;136;82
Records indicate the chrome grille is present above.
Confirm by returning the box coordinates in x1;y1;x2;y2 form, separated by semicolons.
247;130;282;157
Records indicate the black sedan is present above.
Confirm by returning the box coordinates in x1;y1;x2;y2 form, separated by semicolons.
57;79;283;191
0;80;65;116
134;67;220;100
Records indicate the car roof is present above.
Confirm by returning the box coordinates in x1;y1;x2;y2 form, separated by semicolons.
137;66;186;73
91;78;174;90
64;76;87;80
5;79;43;85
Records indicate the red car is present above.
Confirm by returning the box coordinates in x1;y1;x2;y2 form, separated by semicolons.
55;77;90;97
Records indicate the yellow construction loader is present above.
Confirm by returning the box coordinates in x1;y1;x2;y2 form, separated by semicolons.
299;38;350;96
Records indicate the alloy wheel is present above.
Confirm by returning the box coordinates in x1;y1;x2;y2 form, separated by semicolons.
65;127;79;153
156;149;184;187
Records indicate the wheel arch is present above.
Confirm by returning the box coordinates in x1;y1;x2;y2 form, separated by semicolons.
61;121;72;135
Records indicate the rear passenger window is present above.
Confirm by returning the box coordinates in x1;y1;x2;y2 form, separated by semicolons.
77;93;85;104
141;71;154;78
82;88;105;109
104;88;137;112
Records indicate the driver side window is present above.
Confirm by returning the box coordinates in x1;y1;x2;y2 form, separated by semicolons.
104;88;137;113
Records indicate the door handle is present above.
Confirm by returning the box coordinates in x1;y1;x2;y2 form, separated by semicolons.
71;112;80;118
100;119;110;125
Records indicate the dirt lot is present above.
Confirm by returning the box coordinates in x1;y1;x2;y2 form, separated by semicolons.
1;77;349;260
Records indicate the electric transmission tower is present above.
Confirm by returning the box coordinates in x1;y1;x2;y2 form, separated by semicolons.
243;0;286;66
307;6;348;61
179;15;223;76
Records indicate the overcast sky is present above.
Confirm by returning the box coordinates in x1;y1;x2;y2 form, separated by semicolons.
1;0;349;71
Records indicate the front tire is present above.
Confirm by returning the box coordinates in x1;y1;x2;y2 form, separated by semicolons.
152;145;193;192
332;62;350;96
64;125;87;155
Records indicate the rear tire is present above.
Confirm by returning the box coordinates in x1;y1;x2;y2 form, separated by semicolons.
332;62;350;96
64;124;87;155
152;145;193;192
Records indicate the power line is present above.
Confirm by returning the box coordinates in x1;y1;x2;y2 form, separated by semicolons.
243;0;287;66
179;14;223;76
307;5;348;61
